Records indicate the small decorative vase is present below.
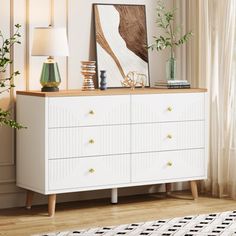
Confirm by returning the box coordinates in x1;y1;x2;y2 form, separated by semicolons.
100;70;107;90
166;56;176;80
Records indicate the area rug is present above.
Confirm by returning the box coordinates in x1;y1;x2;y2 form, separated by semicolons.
35;210;236;236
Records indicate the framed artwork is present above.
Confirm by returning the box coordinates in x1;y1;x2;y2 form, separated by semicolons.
93;4;150;88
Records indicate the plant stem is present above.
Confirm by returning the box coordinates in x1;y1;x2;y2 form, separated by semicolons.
169;20;174;58
0;87;11;94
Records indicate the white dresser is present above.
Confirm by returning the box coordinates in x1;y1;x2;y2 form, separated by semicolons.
16;88;208;216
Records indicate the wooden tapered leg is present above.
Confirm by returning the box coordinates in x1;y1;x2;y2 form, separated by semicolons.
48;194;56;217
25;190;34;209
190;181;198;200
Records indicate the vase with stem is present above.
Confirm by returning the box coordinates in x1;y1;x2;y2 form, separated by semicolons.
148;1;192;81
166;49;176;80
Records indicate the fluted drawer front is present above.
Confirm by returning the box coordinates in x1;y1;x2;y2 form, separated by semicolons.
132;149;205;183
49;125;130;159
132;121;204;152
48;95;130;128
48;155;130;191
131;93;205;123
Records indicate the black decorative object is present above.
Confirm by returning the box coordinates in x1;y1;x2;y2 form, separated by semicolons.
100;70;107;90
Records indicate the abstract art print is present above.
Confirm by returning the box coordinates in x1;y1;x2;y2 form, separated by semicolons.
94;4;150;88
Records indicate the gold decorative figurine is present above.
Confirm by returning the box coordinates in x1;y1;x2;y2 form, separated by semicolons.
121;71;147;90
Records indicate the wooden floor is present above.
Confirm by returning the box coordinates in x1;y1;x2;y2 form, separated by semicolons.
1;191;236;236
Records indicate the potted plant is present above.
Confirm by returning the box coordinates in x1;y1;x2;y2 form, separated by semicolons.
148;1;193;80
0;24;24;129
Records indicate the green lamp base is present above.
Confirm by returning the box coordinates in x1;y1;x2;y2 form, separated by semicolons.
41;87;59;92
40;61;61;92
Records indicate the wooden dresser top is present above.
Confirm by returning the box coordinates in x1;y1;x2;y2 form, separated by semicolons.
16;88;207;97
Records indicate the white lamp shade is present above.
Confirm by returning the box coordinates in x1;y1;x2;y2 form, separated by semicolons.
31;27;69;56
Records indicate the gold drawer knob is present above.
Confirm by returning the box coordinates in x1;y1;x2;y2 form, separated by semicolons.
89;110;95;115
89;139;95;144
167;134;173;139
167;161;173;167
167;106;173;112
89;168;95;173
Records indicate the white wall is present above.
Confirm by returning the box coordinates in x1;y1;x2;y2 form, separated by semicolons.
0;0;173;209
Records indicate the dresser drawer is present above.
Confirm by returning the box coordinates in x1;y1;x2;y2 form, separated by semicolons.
48;95;130;128
131;93;205;123
132;121;204;152
48;125;130;159
132;149;205;183
48;155;130;190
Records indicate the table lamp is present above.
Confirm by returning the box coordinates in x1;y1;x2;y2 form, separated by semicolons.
31;27;69;92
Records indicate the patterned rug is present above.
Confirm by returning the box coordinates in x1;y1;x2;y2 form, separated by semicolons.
35;210;236;236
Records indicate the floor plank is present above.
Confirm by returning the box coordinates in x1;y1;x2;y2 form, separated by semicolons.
0;192;236;236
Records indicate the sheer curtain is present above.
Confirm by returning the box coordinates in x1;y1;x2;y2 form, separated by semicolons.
197;0;236;198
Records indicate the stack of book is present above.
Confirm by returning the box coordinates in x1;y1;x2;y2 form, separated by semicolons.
154;80;190;89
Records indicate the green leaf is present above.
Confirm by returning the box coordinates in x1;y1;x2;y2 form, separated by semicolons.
176;31;193;46
15;24;21;28
0;24;24;129
148;1;193;53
